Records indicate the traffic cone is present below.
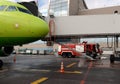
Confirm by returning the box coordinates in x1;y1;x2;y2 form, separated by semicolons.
60;61;64;73
13;55;16;63
80;80;85;84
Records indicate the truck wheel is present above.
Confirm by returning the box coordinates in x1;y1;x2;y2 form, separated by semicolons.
110;54;115;63
67;53;72;58
0;60;3;68
62;53;66;58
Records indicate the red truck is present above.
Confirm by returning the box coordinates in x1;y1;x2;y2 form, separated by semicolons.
58;42;102;58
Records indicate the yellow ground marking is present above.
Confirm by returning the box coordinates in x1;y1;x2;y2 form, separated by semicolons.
66;62;77;68
31;77;48;84
56;70;82;74
64;71;82;74
29;69;51;72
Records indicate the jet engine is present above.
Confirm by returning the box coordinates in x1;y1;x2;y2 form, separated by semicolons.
0;46;14;56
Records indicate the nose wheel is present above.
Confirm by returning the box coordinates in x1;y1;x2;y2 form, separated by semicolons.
0;60;3;68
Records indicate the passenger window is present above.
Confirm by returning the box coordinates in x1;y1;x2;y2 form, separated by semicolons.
6;6;17;11
0;5;7;11
17;7;32;15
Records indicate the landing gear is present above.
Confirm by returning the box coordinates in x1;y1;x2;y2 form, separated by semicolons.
0;60;3;68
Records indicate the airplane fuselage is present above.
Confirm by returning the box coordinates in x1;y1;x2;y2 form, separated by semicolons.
0;0;49;67
0;1;49;46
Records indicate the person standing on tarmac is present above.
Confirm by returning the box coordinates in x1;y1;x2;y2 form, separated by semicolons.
96;43;100;52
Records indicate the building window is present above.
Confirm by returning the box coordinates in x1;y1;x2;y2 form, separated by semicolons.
49;0;68;16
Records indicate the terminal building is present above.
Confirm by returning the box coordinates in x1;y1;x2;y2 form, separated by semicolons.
48;0;120;16
48;0;87;16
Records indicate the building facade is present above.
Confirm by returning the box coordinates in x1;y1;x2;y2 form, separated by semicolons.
48;0;87;16
49;0;69;16
40;0;120;16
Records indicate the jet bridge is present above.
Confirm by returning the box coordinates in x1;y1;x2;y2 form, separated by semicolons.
48;15;120;37
46;15;120;48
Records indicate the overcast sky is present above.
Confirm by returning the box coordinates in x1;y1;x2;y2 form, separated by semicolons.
85;0;120;9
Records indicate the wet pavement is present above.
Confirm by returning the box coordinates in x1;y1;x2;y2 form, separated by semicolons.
0;54;120;84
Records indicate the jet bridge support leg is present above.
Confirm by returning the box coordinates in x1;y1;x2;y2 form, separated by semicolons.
113;36;119;52
115;36;119;48
110;35;120;63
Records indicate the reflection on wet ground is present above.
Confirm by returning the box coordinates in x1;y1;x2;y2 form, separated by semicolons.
0;54;120;84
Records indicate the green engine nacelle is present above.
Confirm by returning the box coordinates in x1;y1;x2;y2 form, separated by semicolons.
0;46;14;56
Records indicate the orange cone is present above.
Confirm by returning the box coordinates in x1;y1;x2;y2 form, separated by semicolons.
60;61;64;73
13;55;16;63
80;80;85;84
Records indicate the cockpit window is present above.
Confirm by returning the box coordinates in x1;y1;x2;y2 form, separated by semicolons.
6;6;17;11
0;5;7;11
17;7;32;15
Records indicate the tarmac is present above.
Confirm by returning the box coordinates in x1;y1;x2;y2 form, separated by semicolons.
0;54;120;84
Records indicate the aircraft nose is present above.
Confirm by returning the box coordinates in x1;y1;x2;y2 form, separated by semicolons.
31;18;49;38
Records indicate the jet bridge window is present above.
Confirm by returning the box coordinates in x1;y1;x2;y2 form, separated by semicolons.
6;6;17;11
17;7;32;15
0;5;7;11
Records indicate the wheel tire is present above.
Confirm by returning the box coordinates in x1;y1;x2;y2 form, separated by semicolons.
110;54;115;63
67;53;72;58
62;53;66;58
0;60;3;68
